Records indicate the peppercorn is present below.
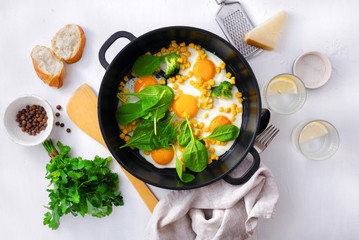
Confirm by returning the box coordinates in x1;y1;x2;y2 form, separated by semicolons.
66;128;71;133
56;105;62;110
55;112;60;117
16;104;47;136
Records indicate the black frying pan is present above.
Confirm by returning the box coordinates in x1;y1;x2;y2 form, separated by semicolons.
98;26;261;189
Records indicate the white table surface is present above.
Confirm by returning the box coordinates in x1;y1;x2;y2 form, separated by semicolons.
1;0;359;239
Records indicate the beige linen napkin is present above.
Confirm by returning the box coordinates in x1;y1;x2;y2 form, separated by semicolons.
145;154;279;240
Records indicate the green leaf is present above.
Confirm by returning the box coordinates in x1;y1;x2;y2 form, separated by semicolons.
183;139;208;172
150;114;179;150
116;100;148;126
177;119;191;147
120;121;154;151
202;124;240;142
132;54;164;77
174;146;195;183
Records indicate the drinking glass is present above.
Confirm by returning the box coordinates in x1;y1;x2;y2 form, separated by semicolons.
292;120;340;160
263;74;306;114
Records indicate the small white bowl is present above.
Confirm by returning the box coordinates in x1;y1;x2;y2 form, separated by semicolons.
293;51;332;89
4;95;54;146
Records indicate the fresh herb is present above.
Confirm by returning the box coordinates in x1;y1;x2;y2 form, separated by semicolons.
182;118;208;172
116;85;174;126
201;124;240;142
177;118;191;147
210;81;233;99
42;139;123;230
132;52;178;77
174;146;195;183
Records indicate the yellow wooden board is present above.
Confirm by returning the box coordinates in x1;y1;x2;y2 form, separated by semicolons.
67;83;158;213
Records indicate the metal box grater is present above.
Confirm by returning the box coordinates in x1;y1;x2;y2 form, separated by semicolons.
215;0;262;58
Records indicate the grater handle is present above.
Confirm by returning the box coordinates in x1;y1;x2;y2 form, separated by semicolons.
215;0;226;5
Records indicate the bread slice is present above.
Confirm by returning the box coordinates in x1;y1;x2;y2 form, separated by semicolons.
31;45;65;88
51;24;86;64
244;11;287;50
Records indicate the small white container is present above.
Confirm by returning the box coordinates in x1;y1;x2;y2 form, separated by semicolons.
293;51;332;89
4;95;54;146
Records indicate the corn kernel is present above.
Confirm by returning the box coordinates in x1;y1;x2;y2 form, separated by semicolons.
120;81;125;87
195;45;201;50
122;88;130;93
174;95;179;101
177;57;184;63
178;78;184;85
215;67;221;73
225;107;231;113
124;76;129;82
172;84;179;90
118;86;123;91
177;89;183;95
198;122;204;129
226;72;232;79
204;113;209;119
210;154;218;160
216;140;222;145
219;62;226;69
219;107;224;112
156;52;162;57
160;79;166;85
221;141;227;146
194;129;202;136
238;98;243;103
230;77;236;84
145;52;151;55
180;46;187;52
210;139;217;145
161;48;166;53
191;119;197;124
231;116;236;122
235;92;242;98
209;79;215;86
189;43;195;48
200;54;207;59
209;148;215;154
185;51;191;57
204;139;210;149
188;71;193;78
197;102;203;108
208;104;214;109
144;151;150;155
131;72;136;77
120;125;125;130
236;107;243;113
190;80;195;86
120;133;125;139
178;145;185;152
208;158;213;164
124;136;131;142
232;110;237;116
123;129;128;134
185;62;191;68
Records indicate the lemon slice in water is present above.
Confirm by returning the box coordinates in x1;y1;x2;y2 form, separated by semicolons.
267;77;298;95
299;121;328;144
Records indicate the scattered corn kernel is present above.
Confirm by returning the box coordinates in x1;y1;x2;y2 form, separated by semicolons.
122;88;130;93
189;43;195;48
219;107;224;112
194;129;202;136
231;116;236;122
160;79;166;85
209;148;215;154
177;57;184;63
156;52;162;57
123;129;128;134
230;77;236;84
226;72;232;79
131;72;136;77
215;67;221;73
219;62;226;69
198;122;204;129
124;136;131;142
191;119;197;124
204;113;209;119
236;107;243;113
225;107;231;113
177;89;183;95
235;92;242;98
238;98;243;103
124;76;129;82
120;133;125;139
144;151;150;155
208;104;214;109
185;51;191;57
188;71;193;78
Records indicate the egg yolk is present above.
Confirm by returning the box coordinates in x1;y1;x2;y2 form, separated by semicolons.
209;115;232;132
172;94;199;119
151;147;174;165
134;76;158;93
193;59;216;81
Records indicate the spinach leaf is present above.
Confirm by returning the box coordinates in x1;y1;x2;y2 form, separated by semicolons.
182;118;208;172
177;119;191;147
174;146;195;183
201;124;240;142
150;114;179;150
132;54;164;77
120;121;154;151
116;100;148;126
132;52;176;77
142;87;174;122
183;139;208;172
120;85;165;109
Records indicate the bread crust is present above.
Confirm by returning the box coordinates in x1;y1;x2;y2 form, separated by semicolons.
52;24;86;64
31;46;65;89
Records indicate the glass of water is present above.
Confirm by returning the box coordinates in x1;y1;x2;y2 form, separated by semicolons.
292;120;340;160
263;74;306;114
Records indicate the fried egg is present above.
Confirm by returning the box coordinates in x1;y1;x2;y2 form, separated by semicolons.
119;42;243;169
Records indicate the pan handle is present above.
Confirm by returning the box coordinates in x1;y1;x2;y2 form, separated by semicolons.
98;31;136;69
223;147;260;185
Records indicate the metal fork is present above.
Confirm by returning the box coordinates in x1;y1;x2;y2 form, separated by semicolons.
254;125;280;153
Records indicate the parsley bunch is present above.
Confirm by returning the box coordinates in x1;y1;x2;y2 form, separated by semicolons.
42;139;124;230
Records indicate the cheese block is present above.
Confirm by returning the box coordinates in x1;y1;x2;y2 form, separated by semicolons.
245;11;287;50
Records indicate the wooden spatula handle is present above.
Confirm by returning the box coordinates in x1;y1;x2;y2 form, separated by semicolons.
67;84;158;213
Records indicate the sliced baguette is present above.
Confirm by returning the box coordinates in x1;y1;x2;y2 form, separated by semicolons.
31;45;65;88
51;24;86;64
